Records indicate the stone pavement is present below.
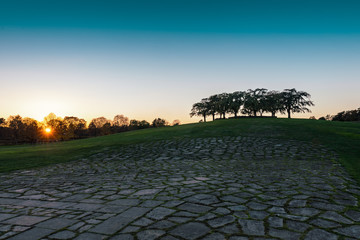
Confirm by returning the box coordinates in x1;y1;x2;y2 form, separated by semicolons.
0;136;359;240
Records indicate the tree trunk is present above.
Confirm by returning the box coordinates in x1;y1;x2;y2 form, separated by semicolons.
287;109;291;118
203;115;206;122
234;112;237;118
253;111;257;117
212;114;215;121
272;112;276;117
223;113;226;119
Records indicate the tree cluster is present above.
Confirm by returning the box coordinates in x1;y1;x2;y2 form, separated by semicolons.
190;88;314;122
0;113;177;145
329;108;360;122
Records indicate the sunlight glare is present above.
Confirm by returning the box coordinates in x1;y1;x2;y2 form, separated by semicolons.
45;128;51;133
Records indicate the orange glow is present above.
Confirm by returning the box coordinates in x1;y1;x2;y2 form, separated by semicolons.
45;128;51;133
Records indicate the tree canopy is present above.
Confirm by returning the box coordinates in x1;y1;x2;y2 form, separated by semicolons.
190;88;314;120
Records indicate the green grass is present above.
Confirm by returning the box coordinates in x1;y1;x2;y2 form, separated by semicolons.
0;118;359;182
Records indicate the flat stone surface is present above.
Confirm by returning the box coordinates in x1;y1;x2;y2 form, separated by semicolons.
36;217;77;230
146;207;175;220
170;222;210;240
49;230;76;239
238;219;265;236
8;227;54;240
0;136;359;239
4;215;49;226
74;232;107;240
305;229;338;240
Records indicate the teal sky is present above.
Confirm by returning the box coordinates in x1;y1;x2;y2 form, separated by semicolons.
1;0;359;123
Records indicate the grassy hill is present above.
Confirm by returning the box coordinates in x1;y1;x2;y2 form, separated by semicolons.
0;118;359;182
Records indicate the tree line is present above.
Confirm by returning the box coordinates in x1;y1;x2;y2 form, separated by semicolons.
318;107;360;122
190;88;314;122
0;113;179;145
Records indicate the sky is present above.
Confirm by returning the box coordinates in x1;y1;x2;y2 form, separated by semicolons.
1;0;359;124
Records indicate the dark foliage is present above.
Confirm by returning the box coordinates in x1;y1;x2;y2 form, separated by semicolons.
190;88;314;120
332;108;360;121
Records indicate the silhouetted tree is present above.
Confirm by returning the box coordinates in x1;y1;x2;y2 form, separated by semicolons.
129;120;150;130
22;118;40;143
152;118;168;128
207;95;219;120
242;88;268;116
332;108;360;121
172;119;181;126
113;115;129;127
190;100;209;122
282;88;314;118
0;118;5;126
263;91;284;117
8;115;25;143
228;91;245;117
63;116;87;140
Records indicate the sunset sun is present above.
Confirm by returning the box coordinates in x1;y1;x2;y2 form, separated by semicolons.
45;128;51;133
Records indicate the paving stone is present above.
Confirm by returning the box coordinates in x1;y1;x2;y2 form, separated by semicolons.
268;216;283;228
110;234;134;240
7;227;54;240
333;226;360;238
218;223;240;234
208;215;236;228
90;207;150;234
0;136;359;239
149;220;175;229
305;229;338;240
146;207;175;220
269;228;301;240
4;215;49;226
36;217;77;230
177;203;212;213
137;229;165;240
344;210;360;221
108;199;141;206
202;233;226;240
249;211;269;220
171;222;210;240
320;211;353;224
286;220;310;232
49;230;76;239
288;207;320;217
74;232;107;240
238;219;265;236
0;213;16;222
310;219;341;228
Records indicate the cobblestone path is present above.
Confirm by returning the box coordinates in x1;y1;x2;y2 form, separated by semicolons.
0;136;360;240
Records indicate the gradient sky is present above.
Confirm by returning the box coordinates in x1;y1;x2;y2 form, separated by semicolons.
1;0;359;123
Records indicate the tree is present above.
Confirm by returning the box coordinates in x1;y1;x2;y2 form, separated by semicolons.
332;108;360;121
282;88;314;118
0;118;5;126
63;116;87;140
172;119;181;126
22;118;40;143
152;118;168;128
242;88;268;116
47;118;66;140
113;115;129;127
8;115;25;143
190;100;209;122
129;120;150;130
263;91;284;117
215;93;231;119
207;95;219;120
89;117;110;128
228;91;245;117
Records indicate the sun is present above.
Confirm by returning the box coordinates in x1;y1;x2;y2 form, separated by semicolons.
45;128;52;133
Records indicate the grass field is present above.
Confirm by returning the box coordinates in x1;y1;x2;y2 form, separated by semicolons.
0;118;359;182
